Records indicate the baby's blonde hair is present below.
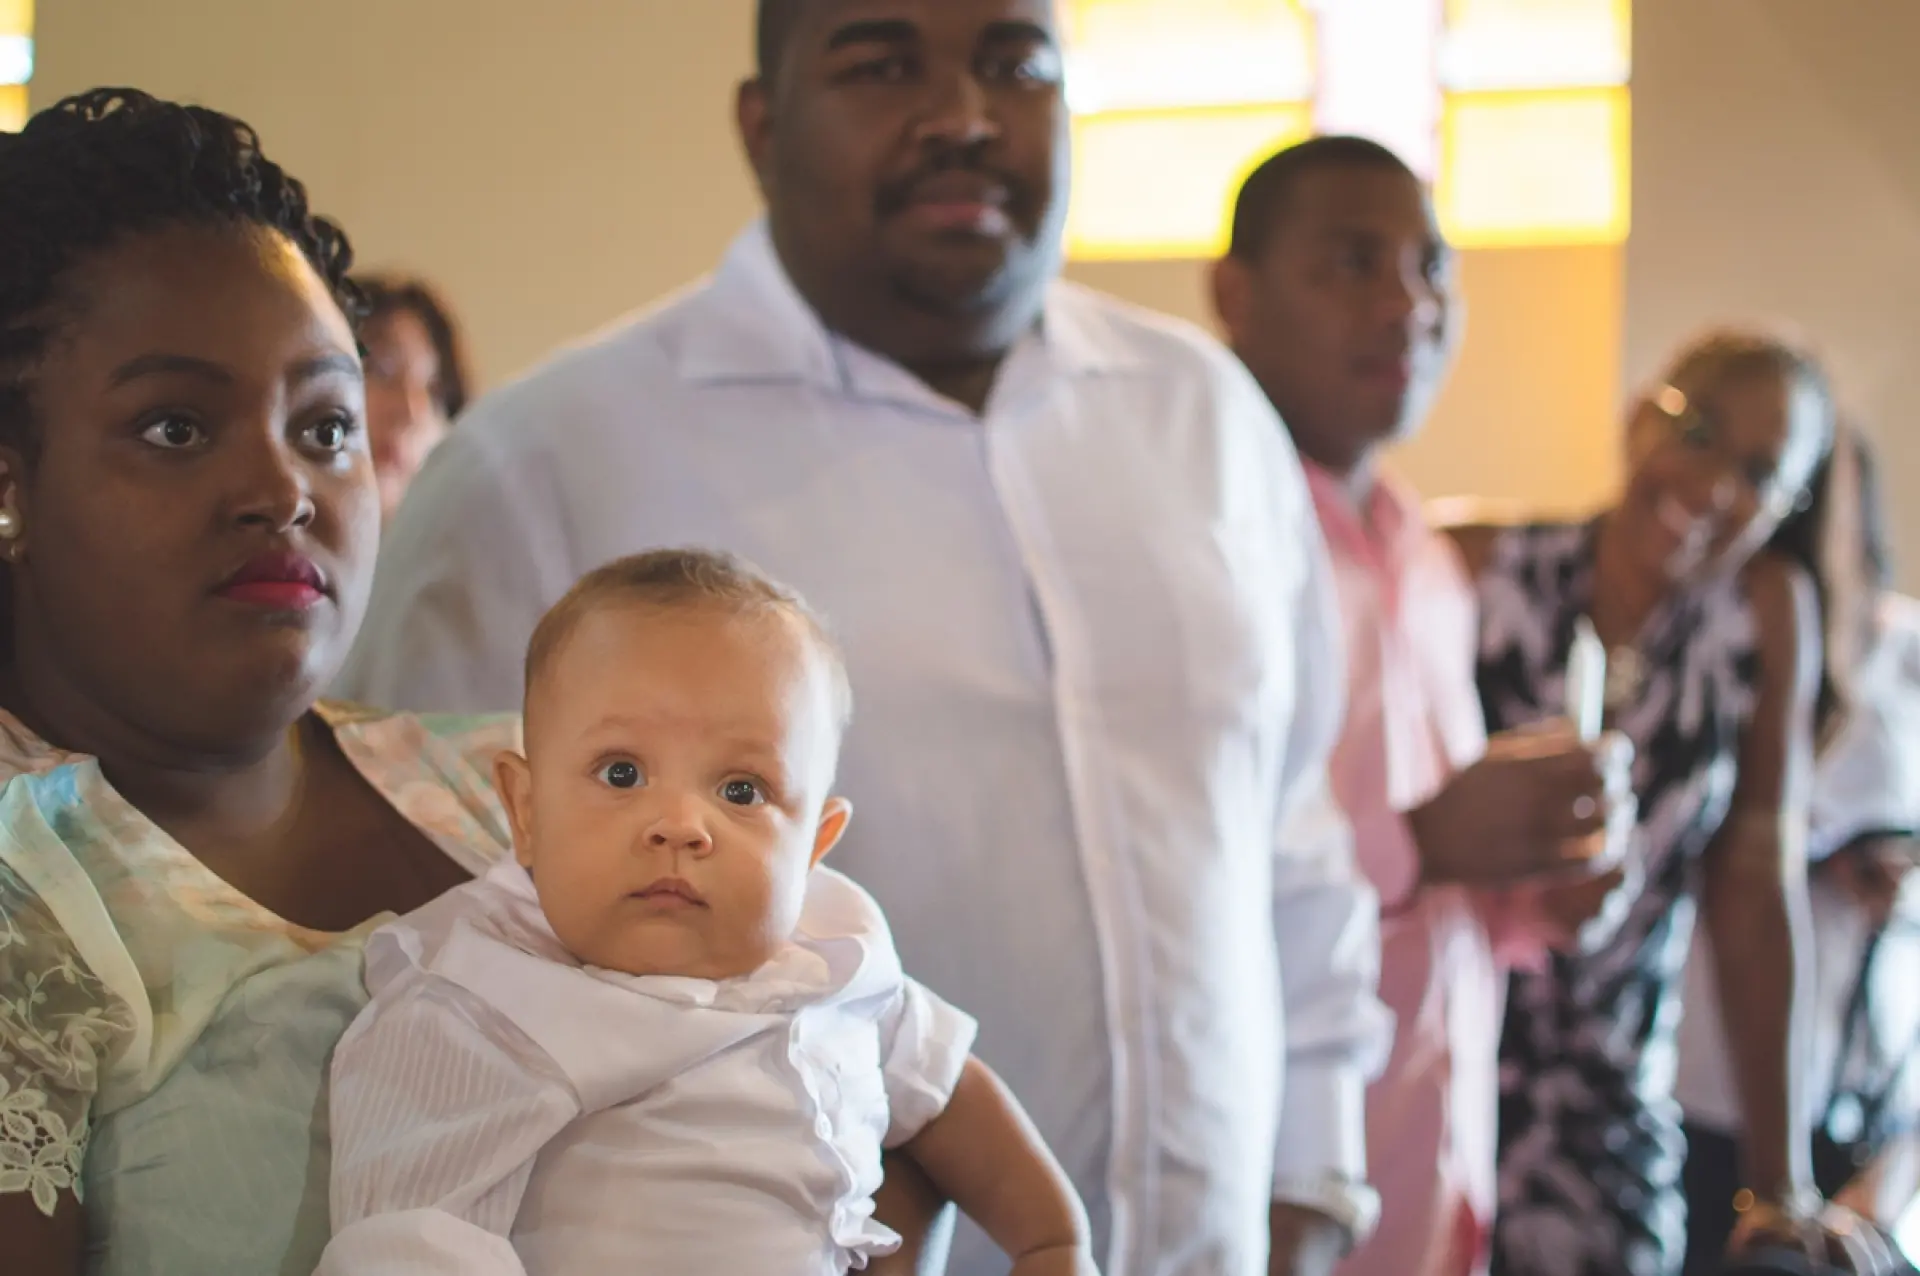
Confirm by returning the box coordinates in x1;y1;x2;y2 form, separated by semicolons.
523;548;853;732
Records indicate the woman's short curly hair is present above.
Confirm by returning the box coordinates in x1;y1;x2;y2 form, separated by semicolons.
0;87;361;461
354;273;474;420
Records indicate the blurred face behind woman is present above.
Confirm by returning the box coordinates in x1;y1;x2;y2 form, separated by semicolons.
0;221;377;756
1614;336;1833;592
362;301;452;523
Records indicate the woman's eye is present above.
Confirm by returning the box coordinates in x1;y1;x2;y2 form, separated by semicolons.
721;779;764;807
139;416;205;450
598;761;643;790
302;414;357;454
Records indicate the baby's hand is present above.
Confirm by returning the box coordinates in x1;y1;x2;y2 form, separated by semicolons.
1008;1244;1101;1276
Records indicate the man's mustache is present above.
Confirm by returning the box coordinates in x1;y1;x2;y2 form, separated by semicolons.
874;152;1031;218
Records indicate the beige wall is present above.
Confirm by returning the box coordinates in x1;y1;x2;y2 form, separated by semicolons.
36;0;766;384
1626;0;1920;590
46;0;1914;570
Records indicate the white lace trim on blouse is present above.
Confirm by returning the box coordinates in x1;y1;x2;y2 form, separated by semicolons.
0;863;138;1215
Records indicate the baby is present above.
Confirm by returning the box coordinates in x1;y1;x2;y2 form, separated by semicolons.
319;549;1094;1275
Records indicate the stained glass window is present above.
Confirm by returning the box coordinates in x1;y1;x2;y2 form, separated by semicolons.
1063;0;1631;259
0;0;31;133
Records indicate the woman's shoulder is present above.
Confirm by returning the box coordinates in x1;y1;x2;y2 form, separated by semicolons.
0;806;146;1147
0;706;78;787
317;702;520;869
1717;555;1816;740
318;698;518;737
318;702;520;774
1736;551;1814;651
0;849;142;1034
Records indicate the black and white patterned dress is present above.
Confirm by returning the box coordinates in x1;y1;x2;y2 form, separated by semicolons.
1477;522;1761;1276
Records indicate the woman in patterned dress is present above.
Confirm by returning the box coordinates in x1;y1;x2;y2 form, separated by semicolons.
0;92;520;1275
1447;330;1850;1276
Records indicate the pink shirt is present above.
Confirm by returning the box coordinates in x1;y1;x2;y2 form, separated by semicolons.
1308;464;1506;1276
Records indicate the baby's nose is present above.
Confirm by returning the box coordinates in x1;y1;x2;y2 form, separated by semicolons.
644;798;714;855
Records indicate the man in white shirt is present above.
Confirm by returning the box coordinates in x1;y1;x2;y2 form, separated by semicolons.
337;3;1391;1273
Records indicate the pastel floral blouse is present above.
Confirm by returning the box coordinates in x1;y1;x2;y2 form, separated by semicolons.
0;701;516;1275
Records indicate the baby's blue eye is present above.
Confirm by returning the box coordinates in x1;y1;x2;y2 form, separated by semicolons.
599;761;642;790
721;779;763;807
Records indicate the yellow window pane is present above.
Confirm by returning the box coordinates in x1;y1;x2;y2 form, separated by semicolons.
0;35;30;87
1067;104;1311;260
0;0;32;40
1437;87;1629;248
0;84;25;133
1442;0;1629;91
1063;0;1313;114
1313;0;1445;177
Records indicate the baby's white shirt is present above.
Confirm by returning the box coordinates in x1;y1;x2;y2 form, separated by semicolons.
318;860;978;1276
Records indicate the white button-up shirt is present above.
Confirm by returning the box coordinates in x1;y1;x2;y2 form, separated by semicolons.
338;223;1390;1276
321;862;975;1275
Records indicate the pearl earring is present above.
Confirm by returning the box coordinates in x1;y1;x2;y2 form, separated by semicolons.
0;508;18;540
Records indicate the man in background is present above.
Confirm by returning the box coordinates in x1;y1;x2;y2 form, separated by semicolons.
340;4;1389;1274
1213;136;1633;1276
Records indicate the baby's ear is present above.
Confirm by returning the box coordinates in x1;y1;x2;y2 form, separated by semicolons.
493;750;537;869
811;797;852;867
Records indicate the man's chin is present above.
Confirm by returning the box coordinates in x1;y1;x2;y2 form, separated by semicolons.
890;259;1015;315
883;231;1052;310
1382;387;1442;448
1342;402;1419;454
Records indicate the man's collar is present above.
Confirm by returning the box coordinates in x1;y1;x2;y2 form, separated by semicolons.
1304;455;1427;560
675;221;844;389
674;219;1142;398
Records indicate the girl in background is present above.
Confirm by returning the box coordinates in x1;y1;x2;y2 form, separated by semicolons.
353;273;473;523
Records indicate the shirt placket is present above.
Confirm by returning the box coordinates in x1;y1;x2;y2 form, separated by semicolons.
978;385;1157;1276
